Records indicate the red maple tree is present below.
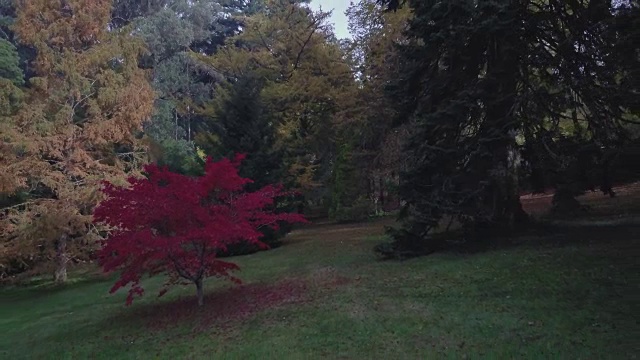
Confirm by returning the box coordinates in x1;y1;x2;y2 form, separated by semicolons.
94;155;307;306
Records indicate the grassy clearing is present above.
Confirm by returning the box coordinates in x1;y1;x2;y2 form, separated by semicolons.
1;201;639;358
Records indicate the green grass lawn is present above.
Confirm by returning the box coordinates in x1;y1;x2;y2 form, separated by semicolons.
1;217;638;359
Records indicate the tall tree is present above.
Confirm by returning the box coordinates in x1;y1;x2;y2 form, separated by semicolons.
196;0;354;194
196;73;283;189
0;0;155;281
338;0;412;214
132;0;222;174
0;38;23;86
115;0;263;175
377;0;638;255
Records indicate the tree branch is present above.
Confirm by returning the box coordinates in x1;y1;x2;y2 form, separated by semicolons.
287;19;322;78
169;254;194;282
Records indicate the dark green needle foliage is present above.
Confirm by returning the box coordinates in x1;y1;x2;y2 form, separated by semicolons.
375;0;639;258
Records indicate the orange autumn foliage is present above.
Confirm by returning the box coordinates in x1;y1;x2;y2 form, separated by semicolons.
0;0;155;281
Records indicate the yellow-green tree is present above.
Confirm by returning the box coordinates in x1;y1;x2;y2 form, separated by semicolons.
335;0;412;214
196;0;354;193
0;0;155;282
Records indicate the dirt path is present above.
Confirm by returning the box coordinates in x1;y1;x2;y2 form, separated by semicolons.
288;182;640;244
521;182;640;216
287;217;396;244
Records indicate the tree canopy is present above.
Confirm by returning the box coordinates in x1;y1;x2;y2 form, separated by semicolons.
1;0;154;281
95;155;306;306
375;0;639;256
1;0;638;281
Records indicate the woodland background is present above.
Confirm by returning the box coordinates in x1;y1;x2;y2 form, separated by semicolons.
0;0;638;282
1;1;639;357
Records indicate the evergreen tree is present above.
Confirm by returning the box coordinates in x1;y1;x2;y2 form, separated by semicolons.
115;0;265;175
377;0;638;255
196;0;353;193
0;38;23;86
0;0;35;82
195;74;298;253
197;74;283;189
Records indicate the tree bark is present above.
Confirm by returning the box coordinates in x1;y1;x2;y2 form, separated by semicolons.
379;177;385;208
485;146;528;231
482;9;528;231
552;186;586;215
195;277;204;306
54;234;68;284
500;135;528;228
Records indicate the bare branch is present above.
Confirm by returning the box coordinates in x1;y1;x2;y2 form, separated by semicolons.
287;19;323;78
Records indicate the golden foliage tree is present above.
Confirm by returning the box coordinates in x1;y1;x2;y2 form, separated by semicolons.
196;0;355;191
0;0;155;282
344;0;412;168
335;0;412;212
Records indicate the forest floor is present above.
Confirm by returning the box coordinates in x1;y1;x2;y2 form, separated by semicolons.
1;185;638;359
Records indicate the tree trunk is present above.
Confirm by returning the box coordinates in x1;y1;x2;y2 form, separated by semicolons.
483;13;528;231
174;108;178;140
500;135;528;229
195;277;204;306
552;186;586;215
379;177;385;208
187;105;191;142
54;234;68;284
486;147;527;231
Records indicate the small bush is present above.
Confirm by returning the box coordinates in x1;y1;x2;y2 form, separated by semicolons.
94;155;306;306
217;221;293;257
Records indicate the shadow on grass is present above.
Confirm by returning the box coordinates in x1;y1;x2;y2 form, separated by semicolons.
451;219;639;254
0;271;113;302
376;216;639;260
107;279;310;335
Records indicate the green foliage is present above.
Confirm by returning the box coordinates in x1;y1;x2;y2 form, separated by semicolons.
0;38;23;86
382;0;638;256
130;1;226;177
1;217;638;358
196;0;354;194
0;77;22;116
331;197;373;224
135;2;221;60
335;0;410;217
196;74;293;254
0;0;35;83
329;143;371;222
154;139;204;176
197;74;283;189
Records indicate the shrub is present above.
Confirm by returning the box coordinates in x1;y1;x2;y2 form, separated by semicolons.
94;155;306;306
332;197;374;223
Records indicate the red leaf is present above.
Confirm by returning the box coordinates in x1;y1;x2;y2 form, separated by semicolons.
94;156;306;305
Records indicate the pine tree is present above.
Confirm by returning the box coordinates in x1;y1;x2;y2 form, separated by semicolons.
196;0;354;193
196;73;304;253
196;74;282;189
378;0;638;255
0;38;23;86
